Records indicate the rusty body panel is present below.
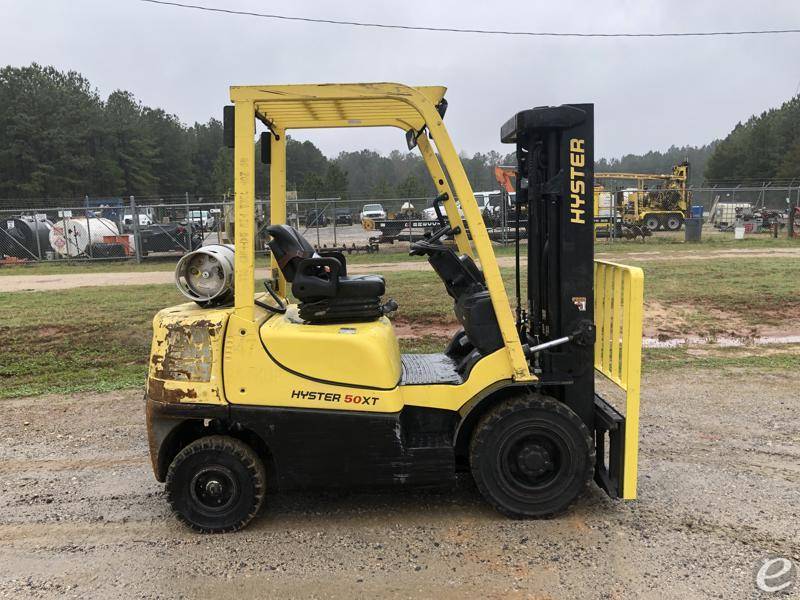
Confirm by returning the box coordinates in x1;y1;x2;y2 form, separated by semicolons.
147;302;232;406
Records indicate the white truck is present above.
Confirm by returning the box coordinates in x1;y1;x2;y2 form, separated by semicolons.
422;191;504;221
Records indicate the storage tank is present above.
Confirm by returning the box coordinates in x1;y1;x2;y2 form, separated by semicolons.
49;217;120;257
175;244;235;306
0;215;53;259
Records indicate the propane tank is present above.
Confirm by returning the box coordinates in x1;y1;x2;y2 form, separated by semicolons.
49;217;119;257
175;244;235;306
0;215;53;259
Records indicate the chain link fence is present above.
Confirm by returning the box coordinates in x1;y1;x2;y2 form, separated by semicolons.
2;183;798;263
0;195;444;263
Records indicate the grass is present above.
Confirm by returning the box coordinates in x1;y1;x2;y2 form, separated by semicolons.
2;253;798;399
643;345;800;372
596;231;800;253
641;257;800;327
399;335;451;354
0;285;183;398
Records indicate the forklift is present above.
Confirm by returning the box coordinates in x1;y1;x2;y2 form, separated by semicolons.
147;83;643;532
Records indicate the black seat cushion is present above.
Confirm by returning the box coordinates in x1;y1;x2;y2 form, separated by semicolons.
266;224;389;323
338;275;385;299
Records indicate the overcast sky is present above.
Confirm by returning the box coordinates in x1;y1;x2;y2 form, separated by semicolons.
2;0;799;159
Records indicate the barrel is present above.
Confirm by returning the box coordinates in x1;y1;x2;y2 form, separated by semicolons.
690;205;704;219
49;217;120;257
684;217;702;242
0;216;53;259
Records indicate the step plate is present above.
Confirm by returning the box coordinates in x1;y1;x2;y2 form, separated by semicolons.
401;353;463;385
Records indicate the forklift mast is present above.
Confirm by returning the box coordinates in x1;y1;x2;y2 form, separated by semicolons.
501;104;595;424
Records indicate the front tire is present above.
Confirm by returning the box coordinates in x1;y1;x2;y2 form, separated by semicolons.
470;394;594;518
166;435;266;533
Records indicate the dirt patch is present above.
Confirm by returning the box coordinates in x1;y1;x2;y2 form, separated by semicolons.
392;317;458;340
643;299;800;341
599;247;800;262
0;373;798;598
642;301;689;338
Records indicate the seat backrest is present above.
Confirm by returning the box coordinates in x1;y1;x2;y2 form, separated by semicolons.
266;224;316;282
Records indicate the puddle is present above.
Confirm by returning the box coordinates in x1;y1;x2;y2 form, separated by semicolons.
643;335;800;349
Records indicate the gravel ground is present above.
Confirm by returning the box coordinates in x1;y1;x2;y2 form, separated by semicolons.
0;371;798;599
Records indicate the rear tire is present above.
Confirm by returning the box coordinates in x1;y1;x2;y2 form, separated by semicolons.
665;214;683;231
470;394;594;518
643;214;661;231
166;435;266;533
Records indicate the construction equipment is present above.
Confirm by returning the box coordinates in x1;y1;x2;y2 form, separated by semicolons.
145;83;643;532
488;166;531;242
595;162;691;231
593;186;651;240
494;165;517;196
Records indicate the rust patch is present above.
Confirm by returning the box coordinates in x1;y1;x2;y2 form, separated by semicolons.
147;378;198;404
186;319;221;337
153;322;213;382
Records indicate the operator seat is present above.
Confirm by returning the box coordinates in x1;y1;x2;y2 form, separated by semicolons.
266;224;389;323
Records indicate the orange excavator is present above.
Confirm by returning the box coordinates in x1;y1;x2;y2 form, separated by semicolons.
494;165;517;195
492;165;527;238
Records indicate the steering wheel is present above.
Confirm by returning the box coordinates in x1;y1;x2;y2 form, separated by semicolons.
410;193;460;256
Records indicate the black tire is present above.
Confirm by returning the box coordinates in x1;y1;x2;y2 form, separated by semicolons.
166;435;266;533
665;214;683;231
470;394;594;518
643;214;661;231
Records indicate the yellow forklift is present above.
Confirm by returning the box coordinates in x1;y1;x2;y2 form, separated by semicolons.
146;83;644;532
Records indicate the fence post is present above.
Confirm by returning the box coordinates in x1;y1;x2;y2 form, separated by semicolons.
217;198;223;247
332;198;338;247
32;213;42;260
314;193;320;247
60;207;74;260
130;195;142;263
501;189;507;245
185;191;193;251
85;194;94;259
407;201;413;244
57;207;65;260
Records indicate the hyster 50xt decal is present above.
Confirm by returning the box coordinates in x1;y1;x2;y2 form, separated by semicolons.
291;389;379;406
569;138;586;225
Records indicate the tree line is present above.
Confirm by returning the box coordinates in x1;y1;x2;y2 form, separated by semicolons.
704;95;800;183
1;64;797;204
596;143;718;186
0;64;512;203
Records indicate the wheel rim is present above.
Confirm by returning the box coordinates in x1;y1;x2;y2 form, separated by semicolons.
189;465;239;514
667;217;680;229
645;217;659;230
496;424;571;499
